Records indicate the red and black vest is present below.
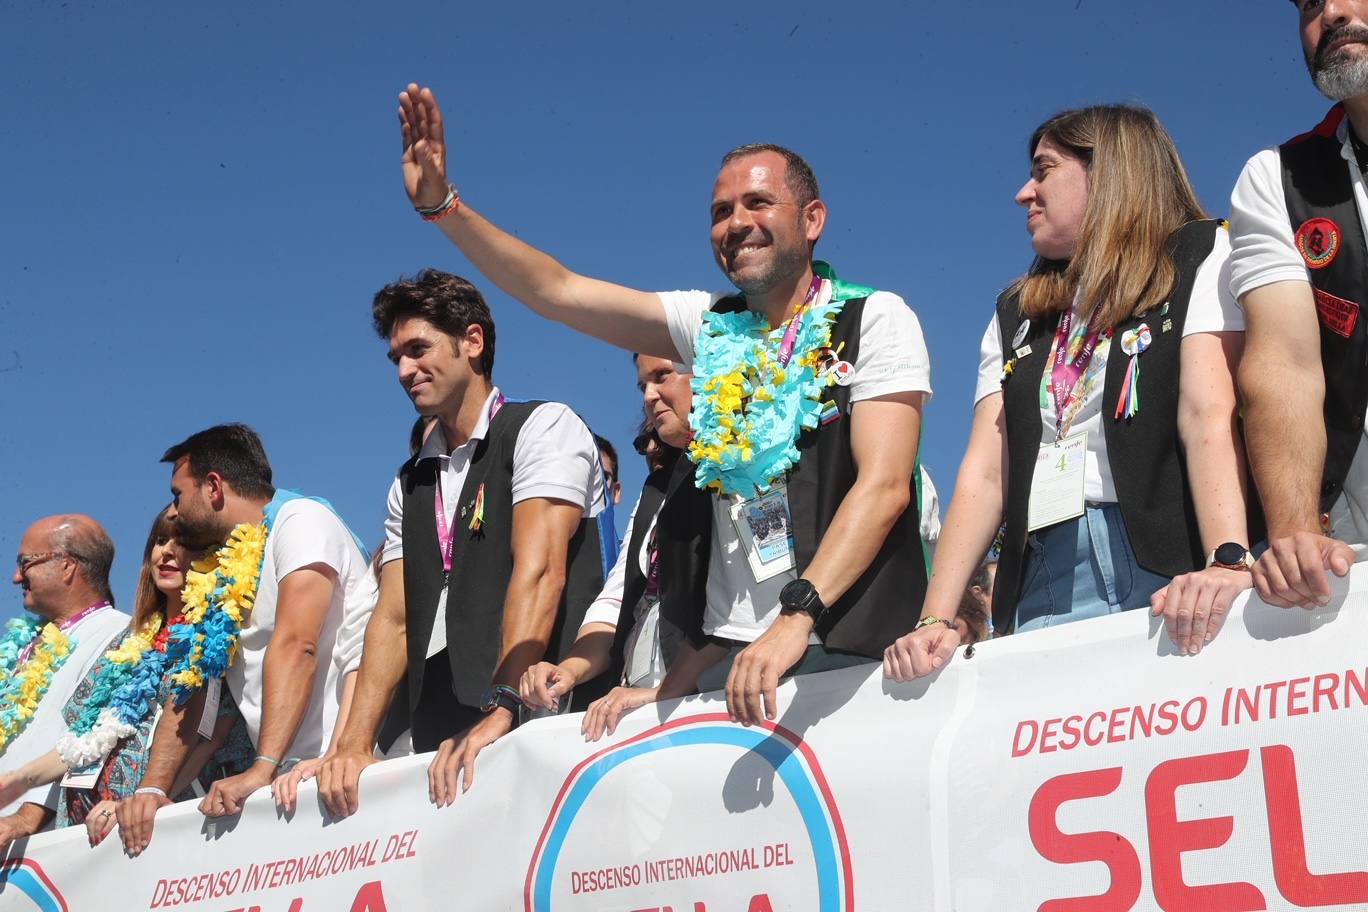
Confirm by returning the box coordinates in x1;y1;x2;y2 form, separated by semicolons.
655;295;929;661
1279;105;1368;514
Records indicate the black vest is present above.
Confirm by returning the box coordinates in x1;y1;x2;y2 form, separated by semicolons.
994;220;1220;634
603;452;678;687
1279;104;1368;514
398;400;604;713
656;295;929;662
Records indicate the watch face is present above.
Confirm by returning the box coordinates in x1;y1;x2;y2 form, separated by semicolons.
1215;542;1247;566
781;579;816;610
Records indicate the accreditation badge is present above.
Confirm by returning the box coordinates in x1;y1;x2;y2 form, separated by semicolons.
730;485;797;582
60;759;106;790
1027;433;1087;532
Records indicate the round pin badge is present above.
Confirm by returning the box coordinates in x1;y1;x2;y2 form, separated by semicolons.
831;361;855;386
1012;320;1031;348
1295;217;1341;270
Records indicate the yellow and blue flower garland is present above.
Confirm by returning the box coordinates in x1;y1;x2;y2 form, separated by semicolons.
689;262;873;498
164;520;269;705
0;616;73;757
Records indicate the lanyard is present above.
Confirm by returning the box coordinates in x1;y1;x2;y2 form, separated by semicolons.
19;601;109;664
1044;308;1109;439
776;275;824;367
435;393;505;576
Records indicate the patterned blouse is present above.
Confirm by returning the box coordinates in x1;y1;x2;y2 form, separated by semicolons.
55;628;254;827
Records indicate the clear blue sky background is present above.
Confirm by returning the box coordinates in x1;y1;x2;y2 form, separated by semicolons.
0;0;1323;621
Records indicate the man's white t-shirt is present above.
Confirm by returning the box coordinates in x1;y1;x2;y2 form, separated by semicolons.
381;386;606;658
658;289;933;643
1229;123;1368;544
6;603;130;816
227;499;371;760
973;227;1244;504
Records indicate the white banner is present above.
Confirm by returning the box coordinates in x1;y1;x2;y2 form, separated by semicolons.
7;561;1368;911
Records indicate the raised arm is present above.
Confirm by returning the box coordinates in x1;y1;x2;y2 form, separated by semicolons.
886;392;1009;682
199;564;335;818
727;390;925;725
399;84;676;359
318;559;405;818
428;496;583;806
1240;281;1354;606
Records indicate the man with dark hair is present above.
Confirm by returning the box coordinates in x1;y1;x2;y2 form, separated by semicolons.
0;516;129;850
594;433;623;506
317;269;606;817
116;424;373;855
1229;1;1368;609
384;84;932;732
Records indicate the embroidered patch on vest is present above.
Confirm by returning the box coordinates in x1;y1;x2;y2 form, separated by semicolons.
1295;218;1342;269
1314;287;1360;338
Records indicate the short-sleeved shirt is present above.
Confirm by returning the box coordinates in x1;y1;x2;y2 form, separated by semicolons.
381;386;606;657
657;289;933;642
1229;126;1368;544
227;498;372;760
973;228;1244;504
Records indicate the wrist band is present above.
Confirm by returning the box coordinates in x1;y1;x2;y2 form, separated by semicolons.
134;786;168;799
416;184;461;222
254;754;283;768
915;616;956;632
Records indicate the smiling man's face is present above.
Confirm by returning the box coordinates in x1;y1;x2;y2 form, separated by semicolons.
709;151;816;296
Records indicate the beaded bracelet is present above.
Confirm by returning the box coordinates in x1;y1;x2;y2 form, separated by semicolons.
417;184;461;222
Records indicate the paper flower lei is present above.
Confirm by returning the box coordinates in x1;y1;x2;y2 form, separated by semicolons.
0;615;74;756
689;281;846;498
55;614;173;769
164;520;269;706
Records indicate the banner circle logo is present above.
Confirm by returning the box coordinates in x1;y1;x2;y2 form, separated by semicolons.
524;712;852;911
0;858;68;912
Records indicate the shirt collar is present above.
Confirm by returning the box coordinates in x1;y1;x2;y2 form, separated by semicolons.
416;386;502;461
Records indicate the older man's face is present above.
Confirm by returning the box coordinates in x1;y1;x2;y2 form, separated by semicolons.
12;521;71;618
1300;0;1368;100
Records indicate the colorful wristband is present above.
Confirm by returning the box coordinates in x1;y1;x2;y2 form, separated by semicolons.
254;754;283;768
417;184;461;222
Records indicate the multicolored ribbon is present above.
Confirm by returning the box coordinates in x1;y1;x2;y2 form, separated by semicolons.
1114;323;1151;421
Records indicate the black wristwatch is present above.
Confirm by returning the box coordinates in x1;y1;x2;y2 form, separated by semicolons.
480;684;522;717
779;578;826;625
1207;542;1254;571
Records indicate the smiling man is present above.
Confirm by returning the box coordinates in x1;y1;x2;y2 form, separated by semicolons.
317;270;606;816
385;84;932;733
1229;0;1368;610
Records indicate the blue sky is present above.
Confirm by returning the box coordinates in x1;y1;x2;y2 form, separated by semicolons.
1;0;1323;620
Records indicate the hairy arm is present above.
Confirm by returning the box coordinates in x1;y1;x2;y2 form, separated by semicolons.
1238;281;1325;537
253;564;337;765
494;497;586;689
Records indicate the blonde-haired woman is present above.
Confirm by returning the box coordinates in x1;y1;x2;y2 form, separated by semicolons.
887;104;1255;679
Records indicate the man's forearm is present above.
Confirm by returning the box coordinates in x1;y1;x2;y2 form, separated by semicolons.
493;564;565;689
434;205;576;326
255;638;318;763
6;802;54;838
1240;354;1326;537
139;690;208;792
658;641;728;700
801;474;911;608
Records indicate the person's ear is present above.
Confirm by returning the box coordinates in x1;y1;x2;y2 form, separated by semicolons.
204;472;228;510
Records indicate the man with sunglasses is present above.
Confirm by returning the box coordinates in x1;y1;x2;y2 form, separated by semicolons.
0;515;129;851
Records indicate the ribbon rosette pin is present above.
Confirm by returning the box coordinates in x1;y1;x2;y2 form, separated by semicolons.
1120;323;1151;357
1114;323;1151;420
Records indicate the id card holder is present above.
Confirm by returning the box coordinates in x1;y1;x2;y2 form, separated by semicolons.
197;678;221;740
1028;432;1087;532
729;485;797;583
60;760;104;790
